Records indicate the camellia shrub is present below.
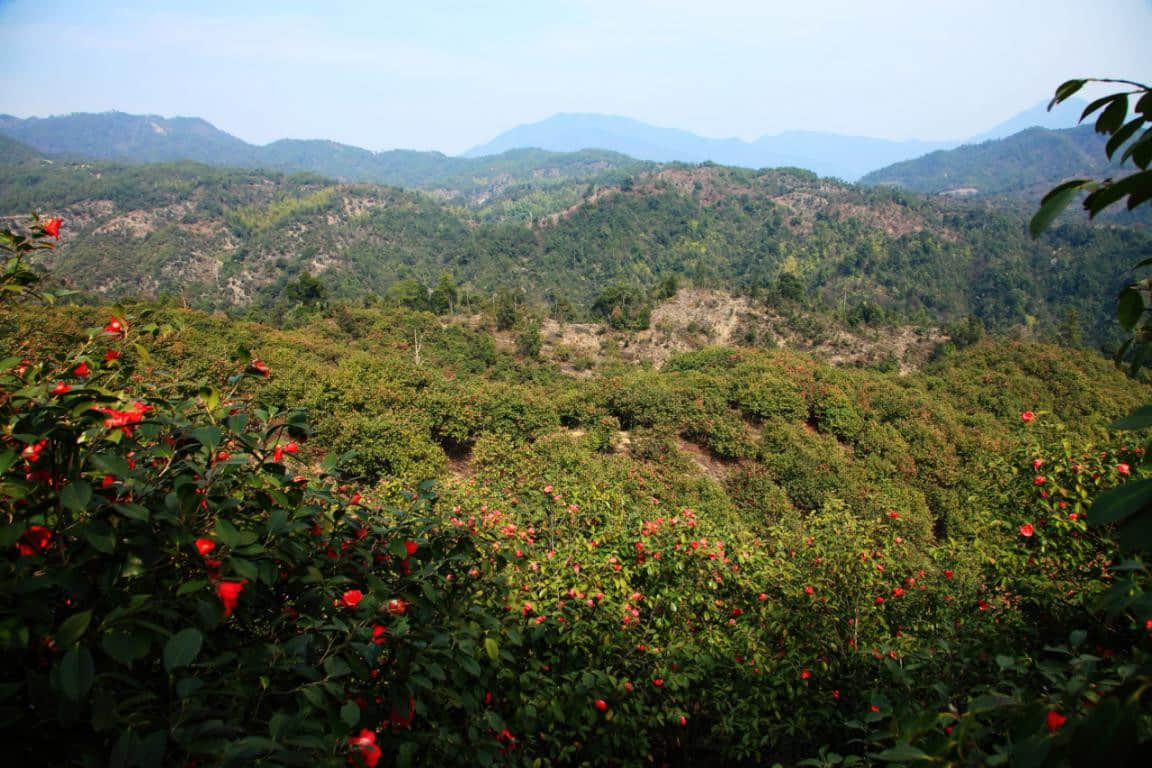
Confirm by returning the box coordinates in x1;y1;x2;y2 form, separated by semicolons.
4;218;1152;768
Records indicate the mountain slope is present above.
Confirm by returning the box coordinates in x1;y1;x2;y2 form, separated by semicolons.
0;112;645;196
2;154;1147;350
464;113;947;179
859;125;1114;197
0;134;41;164
463;101;1088;180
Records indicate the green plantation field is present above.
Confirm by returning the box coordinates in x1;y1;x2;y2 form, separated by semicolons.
2;284;1151;766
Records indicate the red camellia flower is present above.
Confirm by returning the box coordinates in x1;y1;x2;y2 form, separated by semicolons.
50;381;71;395
372;624;388;644
273;446;285;463
43;217;63;239
1033;476;1046;485
17;525;53;556
944;569;954;580
801;669;811;680
387;598;407;615
216;580;246;617
73;362;90;377
1118;463;1131;475
21;439;47;462
104;318;125;336
1019;523;1035;537
1046;711;1067;733
249;359;271;377
874;596;885;605
105;349;121;362
594;699;608;711
340;589;364;608
404;540;419;556
347;728;381;767
653;678;664;687
284;441;299;454
1021;411;1035;422
195;538;217;556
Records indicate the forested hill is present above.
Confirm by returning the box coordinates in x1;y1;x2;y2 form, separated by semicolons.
2;151;1149;350
0;112;647;192
860;125;1115;198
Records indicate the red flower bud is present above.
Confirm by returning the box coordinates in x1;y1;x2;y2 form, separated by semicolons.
43;217;62;239
347;728;381;767
17;525;53;556
215;580;246;617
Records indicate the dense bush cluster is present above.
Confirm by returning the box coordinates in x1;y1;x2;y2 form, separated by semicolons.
2;214;1151;766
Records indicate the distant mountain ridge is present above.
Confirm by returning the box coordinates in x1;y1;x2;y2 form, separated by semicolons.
0;99;1086;185
859;124;1117;198
0;112;645;194
464;100;1088;180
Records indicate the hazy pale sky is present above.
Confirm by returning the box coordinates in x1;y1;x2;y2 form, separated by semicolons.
0;0;1149;154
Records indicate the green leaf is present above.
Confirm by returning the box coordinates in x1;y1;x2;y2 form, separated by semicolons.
229;557;259;582
1106;117;1145;160
163;628;203;673
188;426;222;451
101;631;148;667
323;656;350;678
1110;405;1152;430
1084;171;1152;217
1030;180;1090;237
60;480;93;512
0;448;17;476
90;453;132;478
872;743;936;763
1088;478;1152;526
1095;94;1129;135
59;646;95;702
56;611;92;649
340;700;360;727
215;518;259;548
1117;285;1144;331
484;637;500;661
1081;93;1124;124
82;522;117;553
176;677;204;699
176;579;208;596
1116;507;1152;552
1050;79;1087;110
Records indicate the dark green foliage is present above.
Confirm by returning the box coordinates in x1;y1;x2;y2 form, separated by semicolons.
2;155;1150;349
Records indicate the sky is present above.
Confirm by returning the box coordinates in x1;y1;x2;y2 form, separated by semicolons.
0;0;1150;155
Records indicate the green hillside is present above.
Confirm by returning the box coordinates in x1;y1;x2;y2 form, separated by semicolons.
1;155;1147;349
0;112;647;195
860;125;1116;197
